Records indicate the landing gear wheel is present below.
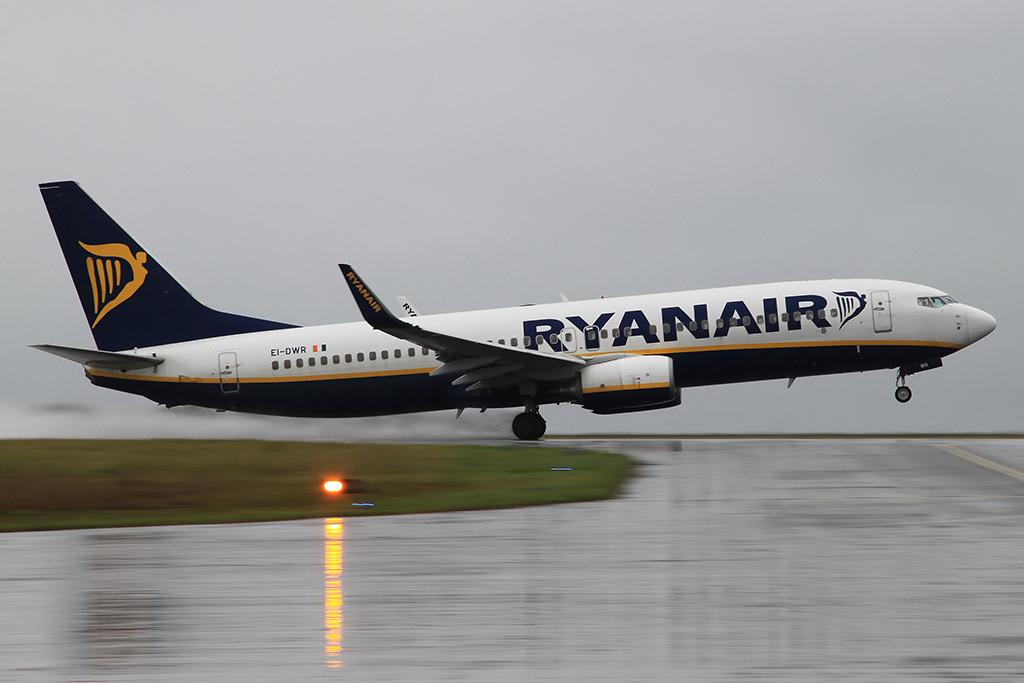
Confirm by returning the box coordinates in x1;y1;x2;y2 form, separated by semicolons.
512;412;547;440
895;386;912;403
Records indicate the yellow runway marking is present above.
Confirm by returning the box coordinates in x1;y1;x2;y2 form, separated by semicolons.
935;444;1024;484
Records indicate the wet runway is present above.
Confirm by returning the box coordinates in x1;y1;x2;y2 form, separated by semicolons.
4;439;1024;682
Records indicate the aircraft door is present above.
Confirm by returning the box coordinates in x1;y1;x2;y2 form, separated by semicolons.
559;327;578;353
870;291;892;333
218;352;240;393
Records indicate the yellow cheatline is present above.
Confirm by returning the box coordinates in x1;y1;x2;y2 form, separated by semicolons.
582;382;672;394
575;338;964;358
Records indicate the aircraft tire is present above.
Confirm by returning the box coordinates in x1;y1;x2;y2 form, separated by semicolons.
895;386;912;403
512;412;546;440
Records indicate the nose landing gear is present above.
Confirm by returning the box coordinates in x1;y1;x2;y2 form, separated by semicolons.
895;367;912;404
512;405;547;440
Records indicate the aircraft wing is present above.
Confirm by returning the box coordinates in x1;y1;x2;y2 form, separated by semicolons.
32;344;165;371
339;265;583;392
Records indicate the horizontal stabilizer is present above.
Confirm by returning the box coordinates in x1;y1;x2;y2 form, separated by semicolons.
32;344;164;371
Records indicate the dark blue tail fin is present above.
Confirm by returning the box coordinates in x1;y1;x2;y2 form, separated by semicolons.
40;181;297;351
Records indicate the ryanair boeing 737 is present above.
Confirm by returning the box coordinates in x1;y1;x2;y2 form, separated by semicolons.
34;181;997;440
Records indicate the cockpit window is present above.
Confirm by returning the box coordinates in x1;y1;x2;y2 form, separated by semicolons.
918;295;958;308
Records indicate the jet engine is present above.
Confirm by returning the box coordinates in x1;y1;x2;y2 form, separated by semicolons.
574;355;679;414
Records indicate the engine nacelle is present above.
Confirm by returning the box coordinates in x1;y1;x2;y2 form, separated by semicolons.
577;355;679;415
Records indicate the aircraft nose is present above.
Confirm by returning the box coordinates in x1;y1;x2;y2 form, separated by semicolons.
965;306;997;345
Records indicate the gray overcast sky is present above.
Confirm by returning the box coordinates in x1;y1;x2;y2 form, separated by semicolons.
1;1;1020;437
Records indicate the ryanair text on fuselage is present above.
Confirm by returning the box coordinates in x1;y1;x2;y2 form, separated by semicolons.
524;291;868;352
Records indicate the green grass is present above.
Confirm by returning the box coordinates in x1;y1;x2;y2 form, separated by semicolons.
0;440;633;532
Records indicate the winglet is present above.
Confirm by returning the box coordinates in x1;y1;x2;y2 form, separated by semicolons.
339;264;403;332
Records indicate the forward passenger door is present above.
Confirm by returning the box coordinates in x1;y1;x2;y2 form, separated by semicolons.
870;291;892;333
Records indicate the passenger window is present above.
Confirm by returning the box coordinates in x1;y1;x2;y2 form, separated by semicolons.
830;309;838;318
321;356;328;365
549;333;558;345
612;328;620;338
536;335;544;346
395;349;402;358
408;347;416;356
818;310;825;320
333;355;340;364
716;319;724;329
564;332;572;342
624;328;632;337
382;350;389;360
769;313;778;324
284;359;291;369
587;329;596;341
742;316;751;326
676;322;684;332
650;325;658;335
781;313;789;322
701;320;709;330
345;354;352;363
308;357;315;367
422;347;429;355
369;351;377;361
272;360;279;370
510;338;518;347
601;329;608;339
498;339;505;346
357;352;364;362
689;321;697;331
296;358;304;368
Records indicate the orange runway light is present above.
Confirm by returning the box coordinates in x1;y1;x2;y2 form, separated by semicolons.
323;480;344;493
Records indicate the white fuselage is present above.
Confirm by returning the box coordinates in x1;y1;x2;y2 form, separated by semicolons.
82;278;995;418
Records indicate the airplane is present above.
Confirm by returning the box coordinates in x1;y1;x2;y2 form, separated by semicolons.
33;181;997;440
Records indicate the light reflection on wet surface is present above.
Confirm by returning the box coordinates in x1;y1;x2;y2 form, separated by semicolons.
323;519;343;669
3;439;1024;681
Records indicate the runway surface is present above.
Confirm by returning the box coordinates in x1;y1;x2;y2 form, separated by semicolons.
3;438;1024;682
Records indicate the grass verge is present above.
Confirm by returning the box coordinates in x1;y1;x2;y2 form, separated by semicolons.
0;440;632;532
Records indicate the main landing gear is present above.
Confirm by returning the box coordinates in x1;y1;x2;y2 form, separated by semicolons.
512;405;547;440
895;366;912;404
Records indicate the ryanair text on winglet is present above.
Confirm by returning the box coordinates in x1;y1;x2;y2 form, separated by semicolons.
345;271;383;313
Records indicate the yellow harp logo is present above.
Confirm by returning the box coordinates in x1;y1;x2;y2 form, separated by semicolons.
79;242;148;328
